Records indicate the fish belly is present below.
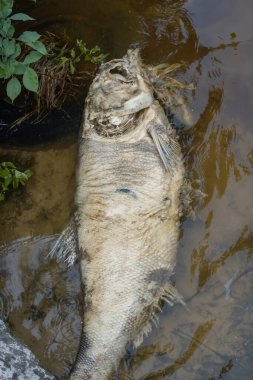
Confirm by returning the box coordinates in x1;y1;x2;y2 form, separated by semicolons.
71;137;183;379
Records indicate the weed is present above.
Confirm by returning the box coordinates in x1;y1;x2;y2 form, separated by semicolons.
0;0;47;102
0;161;32;201
60;40;108;74
11;33;108;126
0;1;109;126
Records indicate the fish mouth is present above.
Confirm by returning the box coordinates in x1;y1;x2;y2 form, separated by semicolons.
85;49;154;138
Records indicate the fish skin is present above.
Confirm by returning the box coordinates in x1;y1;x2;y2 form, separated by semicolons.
70;50;184;379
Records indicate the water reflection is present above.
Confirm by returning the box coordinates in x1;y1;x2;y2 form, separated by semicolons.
135;0;198;62
0;236;81;377
140;320;215;380
192;226;253;289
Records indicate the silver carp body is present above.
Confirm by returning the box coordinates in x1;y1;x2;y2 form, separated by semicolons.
70;50;184;379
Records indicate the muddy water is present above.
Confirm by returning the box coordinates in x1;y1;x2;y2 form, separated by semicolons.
1;0;253;379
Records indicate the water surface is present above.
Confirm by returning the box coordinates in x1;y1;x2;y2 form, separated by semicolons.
1;0;253;379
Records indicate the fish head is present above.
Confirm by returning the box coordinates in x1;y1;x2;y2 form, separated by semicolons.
83;49;155;138
82;49;181;172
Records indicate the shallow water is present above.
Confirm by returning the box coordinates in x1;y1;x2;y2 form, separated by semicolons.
1;0;253;379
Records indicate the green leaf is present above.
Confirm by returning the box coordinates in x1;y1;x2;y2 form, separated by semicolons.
70;61;75;74
2;37;16;56
14;170;26;180
70;49;76;58
0;0;13;18
23;67;38;92
14;62;25;75
91;53;108;64
0;68;6;79
12;42;21;58
10;13;34;21
1;18;11;37
90;45;100;54
23;169;32;178
26;40;47;55
18;31;41;44
0;159;31;200
12;176;18;188
60;56;69;64
4;175;12;187
13;170;30;187
1;161;16;169
6;76;21;102
23;50;42;64
78;42;87;54
6;24;14;37
0;59;15;79
0;168;10;177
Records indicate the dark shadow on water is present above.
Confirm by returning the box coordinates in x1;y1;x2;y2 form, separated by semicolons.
0;100;82;147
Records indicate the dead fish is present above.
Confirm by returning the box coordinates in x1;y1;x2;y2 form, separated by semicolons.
51;49;185;379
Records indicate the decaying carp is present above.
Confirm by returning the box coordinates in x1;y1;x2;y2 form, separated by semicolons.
52;49;185;379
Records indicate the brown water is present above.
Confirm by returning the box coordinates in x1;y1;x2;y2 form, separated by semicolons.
1;0;253;379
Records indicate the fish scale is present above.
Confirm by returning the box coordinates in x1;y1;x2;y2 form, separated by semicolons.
51;49;185;380
68;50;185;380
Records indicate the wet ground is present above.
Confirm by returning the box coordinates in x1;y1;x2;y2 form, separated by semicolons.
1;0;253;379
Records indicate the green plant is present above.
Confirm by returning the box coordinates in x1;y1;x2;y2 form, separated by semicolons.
60;39;108;75
0;161;32;200
8;32;109;127
0;0;47;102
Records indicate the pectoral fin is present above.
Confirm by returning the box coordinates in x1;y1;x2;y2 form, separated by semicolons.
48;217;78;267
148;124;181;173
133;283;185;348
